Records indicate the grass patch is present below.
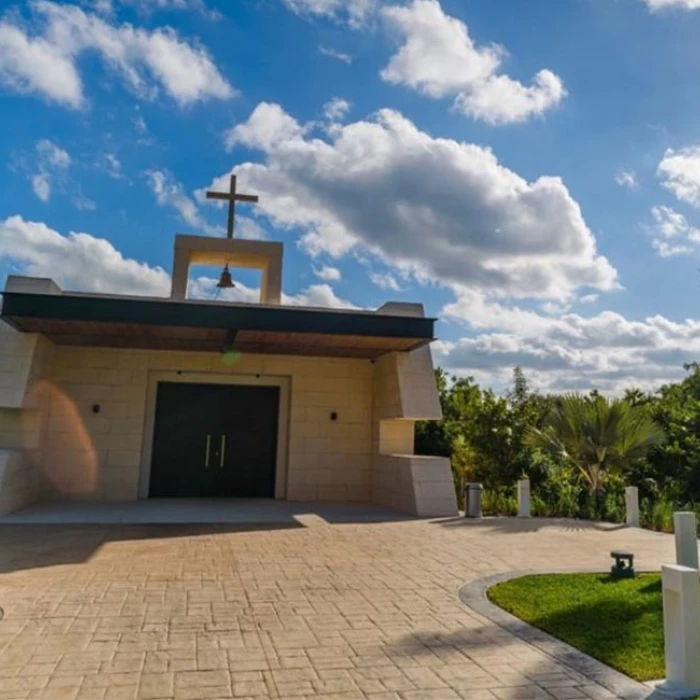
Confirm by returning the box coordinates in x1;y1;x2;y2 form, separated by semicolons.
487;573;663;681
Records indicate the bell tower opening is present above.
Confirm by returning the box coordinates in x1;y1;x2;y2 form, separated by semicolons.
169;173;283;305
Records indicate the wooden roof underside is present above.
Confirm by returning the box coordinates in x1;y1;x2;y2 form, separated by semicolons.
7;318;426;359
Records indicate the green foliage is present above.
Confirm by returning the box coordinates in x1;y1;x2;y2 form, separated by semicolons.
526;394;665;495
482;487;517;516
416;363;700;524
488;573;664;681
416;367;554;492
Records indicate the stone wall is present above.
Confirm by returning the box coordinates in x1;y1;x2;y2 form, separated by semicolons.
371;348;458;517
43;348;374;503
0;319;54;514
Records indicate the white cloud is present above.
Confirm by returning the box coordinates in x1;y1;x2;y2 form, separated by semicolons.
615;169;638;190
0;22;83;108
0;215;170;296
438;288;700;393
107;0;222;20
323;97;351;121
224;102;304;151
658;146;700;207
313;265;342;281
191;276;356;309
32;173;51;202
145;169;221;235
210;102;617;300
283;283;357;308
369;271;401;291
642;0;700;11
579;294;599;304
30;139;71;203
134;115;148;133
318;45;353;64
280;0;377;27
146;170;203;227
73;192;97;211
380;0;566;124
36;139;71;168
0;1;234;109
103;153;122;179
649;205;700;257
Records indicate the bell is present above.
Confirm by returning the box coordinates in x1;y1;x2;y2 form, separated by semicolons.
216;264;235;289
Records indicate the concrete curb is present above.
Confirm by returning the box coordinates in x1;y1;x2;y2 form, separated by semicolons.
458;571;670;700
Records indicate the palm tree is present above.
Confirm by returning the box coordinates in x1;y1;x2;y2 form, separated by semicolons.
525;394;665;508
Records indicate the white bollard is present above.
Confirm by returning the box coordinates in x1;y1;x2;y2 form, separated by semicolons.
625;486;639;528
675;512;699;570
517;479;531;518
657;565;700;695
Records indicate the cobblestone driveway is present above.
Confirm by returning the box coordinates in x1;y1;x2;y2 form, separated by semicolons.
0;515;676;700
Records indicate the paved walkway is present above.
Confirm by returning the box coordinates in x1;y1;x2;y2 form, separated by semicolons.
0;514;677;700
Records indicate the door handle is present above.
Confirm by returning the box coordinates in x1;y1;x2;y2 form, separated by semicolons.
220;434;226;468
205;434;211;468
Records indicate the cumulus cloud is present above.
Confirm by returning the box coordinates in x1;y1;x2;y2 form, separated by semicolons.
380;0;566;124
280;0;377;27
224;102;304;151
0;1;234;109
323;97;351;121
438;288;700;393
0;215;170;296
313;265;341;281
658;146;700;207
615;169;638;190
649;205;700;257
208;102;616;300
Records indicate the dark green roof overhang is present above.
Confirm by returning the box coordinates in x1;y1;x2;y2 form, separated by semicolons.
1;292;436;358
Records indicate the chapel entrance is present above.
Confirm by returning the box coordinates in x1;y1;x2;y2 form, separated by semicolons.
149;382;280;498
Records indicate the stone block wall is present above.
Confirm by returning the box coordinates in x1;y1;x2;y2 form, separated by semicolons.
42;348;374;503
372;455;456;517
371;346;458;518
0;319;54;514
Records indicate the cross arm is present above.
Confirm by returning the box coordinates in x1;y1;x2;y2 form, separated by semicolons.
205;192;259;203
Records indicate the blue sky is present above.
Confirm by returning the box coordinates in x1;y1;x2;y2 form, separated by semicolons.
3;0;700;393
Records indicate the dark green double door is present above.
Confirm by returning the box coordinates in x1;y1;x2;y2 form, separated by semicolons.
149;382;279;498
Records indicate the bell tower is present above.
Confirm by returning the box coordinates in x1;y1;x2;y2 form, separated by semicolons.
169;173;283;305
170;235;282;304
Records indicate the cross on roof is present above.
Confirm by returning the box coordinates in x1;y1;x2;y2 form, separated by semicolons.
206;174;259;239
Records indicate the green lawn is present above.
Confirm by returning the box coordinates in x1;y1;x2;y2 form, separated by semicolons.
487;573;664;681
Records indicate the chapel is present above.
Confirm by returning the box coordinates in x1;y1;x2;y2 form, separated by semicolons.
0;175;457;517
